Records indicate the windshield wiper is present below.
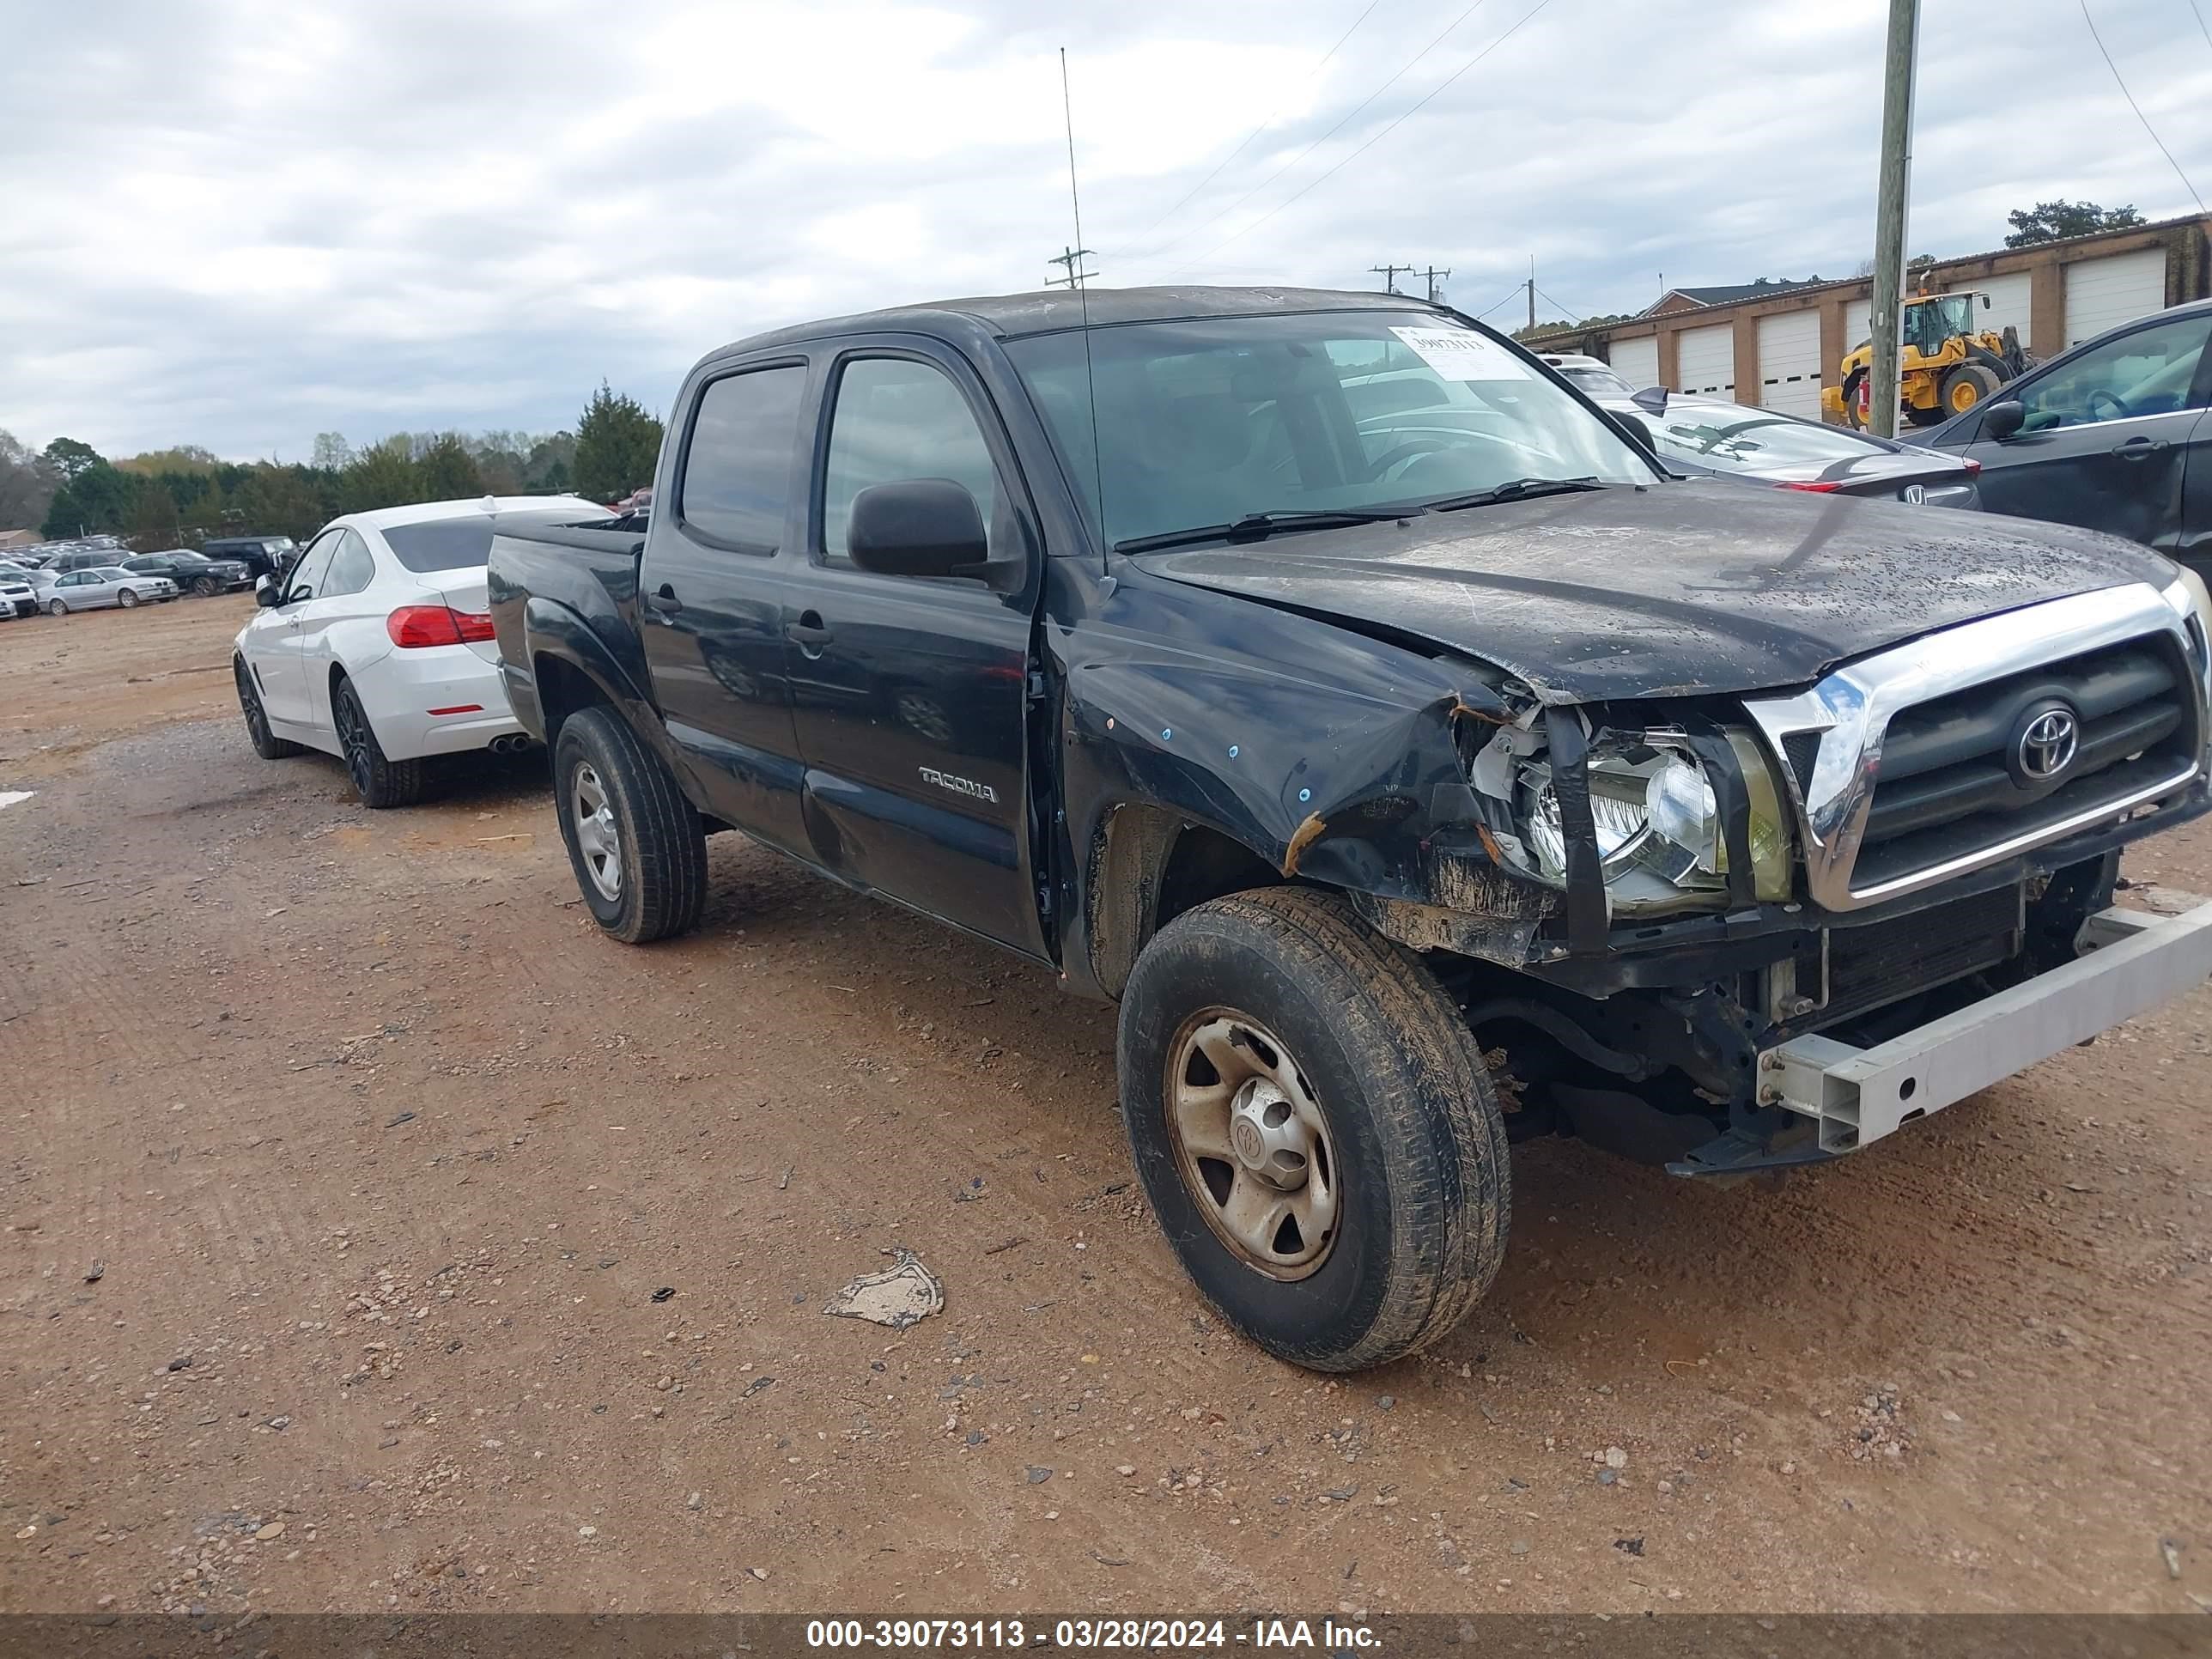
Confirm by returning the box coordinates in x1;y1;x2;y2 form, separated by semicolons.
1419;476;1609;513
1115;507;1421;556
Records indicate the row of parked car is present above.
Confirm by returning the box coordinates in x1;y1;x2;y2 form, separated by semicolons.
1547;290;2211;557
0;534;299;618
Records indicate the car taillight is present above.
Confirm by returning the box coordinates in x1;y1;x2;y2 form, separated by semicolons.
386;605;496;647
1777;480;1843;493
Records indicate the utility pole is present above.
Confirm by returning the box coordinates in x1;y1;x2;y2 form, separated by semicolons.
1046;245;1097;290
1369;263;1414;295
1527;256;1536;331
1867;0;1920;438
1419;265;1450;303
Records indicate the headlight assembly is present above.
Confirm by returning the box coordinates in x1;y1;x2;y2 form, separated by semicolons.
1502;725;1792;911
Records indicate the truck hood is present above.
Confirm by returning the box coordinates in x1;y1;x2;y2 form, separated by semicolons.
1132;483;2179;702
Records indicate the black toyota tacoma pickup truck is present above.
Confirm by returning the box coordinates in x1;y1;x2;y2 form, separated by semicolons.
489;287;2212;1372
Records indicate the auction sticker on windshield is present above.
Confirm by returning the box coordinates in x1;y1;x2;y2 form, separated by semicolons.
1391;325;1529;381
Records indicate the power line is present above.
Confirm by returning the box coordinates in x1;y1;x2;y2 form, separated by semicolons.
1127;0;1384;243
1469;283;1526;322
2193;0;2212;51
1168;0;1558;276
1125;0;1499;262
1534;283;1592;322
2080;0;2205;212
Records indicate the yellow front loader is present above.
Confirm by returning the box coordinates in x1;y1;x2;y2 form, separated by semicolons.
1820;292;2033;428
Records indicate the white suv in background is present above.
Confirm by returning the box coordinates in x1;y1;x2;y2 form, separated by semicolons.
232;495;608;807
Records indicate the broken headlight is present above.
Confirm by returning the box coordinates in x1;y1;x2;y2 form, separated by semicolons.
1490;726;1791;910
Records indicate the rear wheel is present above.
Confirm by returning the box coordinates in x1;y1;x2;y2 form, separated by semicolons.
117;588;139;608
552;708;708;944
234;658;301;759
332;678;423;808
1117;888;1510;1371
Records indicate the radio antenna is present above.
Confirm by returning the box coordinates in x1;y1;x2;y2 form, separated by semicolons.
1060;46;1109;575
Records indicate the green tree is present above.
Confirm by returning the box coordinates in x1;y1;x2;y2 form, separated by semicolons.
310;432;354;471
41;460;139;538
0;430;58;532
2003;200;2145;247
524;432;577;493
43;437;103;483
127;483;182;551
416;433;485;501
339;436;421;514
573;383;663;502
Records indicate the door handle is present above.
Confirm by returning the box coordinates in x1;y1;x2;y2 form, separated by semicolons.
787;611;834;652
2111;437;2168;460
645;584;684;614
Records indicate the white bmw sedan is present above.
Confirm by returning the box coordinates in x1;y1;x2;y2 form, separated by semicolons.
232;496;607;807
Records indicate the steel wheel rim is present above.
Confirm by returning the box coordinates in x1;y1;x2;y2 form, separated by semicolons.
118;590;137;607
1164;1008;1340;1281
336;692;373;796
571;763;621;901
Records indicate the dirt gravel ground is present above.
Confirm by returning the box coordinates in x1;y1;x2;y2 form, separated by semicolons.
2;599;2209;1618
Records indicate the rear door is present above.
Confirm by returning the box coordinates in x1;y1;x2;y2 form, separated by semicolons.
781;339;1048;958
1966;310;2211;554
636;356;814;856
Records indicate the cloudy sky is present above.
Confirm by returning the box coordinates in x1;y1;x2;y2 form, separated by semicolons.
2;0;2208;461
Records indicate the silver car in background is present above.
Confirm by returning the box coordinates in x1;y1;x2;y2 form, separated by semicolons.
39;565;179;614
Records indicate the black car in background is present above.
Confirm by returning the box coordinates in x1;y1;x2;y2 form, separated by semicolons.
121;550;253;596
1923;297;2211;572
200;535;298;581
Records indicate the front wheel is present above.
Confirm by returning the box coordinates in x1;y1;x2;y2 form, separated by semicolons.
552;708;708;944
332;677;423;808
1117;888;1510;1371
194;576;221;597
117;588;139;608
46;599;65;617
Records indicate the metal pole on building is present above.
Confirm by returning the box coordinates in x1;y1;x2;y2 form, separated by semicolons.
1867;0;1919;438
1527;256;1536;331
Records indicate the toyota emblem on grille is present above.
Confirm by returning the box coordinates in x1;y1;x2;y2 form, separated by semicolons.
2014;704;2080;782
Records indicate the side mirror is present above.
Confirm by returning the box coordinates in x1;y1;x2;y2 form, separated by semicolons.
1981;400;2027;442
254;578;281;608
1981;295;1992;310
848;478;1018;590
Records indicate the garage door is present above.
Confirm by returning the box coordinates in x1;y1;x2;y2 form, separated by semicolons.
2065;247;2166;347
1675;324;1735;398
1755;310;1823;417
1960;271;2033;352
1847;298;1873;348
1609;336;1660;391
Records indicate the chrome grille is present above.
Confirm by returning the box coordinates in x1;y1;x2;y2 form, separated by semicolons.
1743;583;2209;913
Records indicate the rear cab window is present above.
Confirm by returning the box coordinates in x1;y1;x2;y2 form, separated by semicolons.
678;365;809;553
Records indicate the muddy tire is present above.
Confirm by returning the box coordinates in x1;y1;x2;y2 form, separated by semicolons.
333;678;422;808
552;707;707;945
1117;887;1510;1371
1841;369;1867;429
1939;362;2002;419
234;657;301;759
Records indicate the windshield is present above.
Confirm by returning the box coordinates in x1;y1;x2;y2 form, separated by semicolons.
382;507;608;573
1905;295;1976;354
1557;364;1638;398
1005;313;1651;550
1642;408;1883;473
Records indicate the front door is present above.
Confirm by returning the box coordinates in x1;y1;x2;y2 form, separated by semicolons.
784;343;1047;958
1970;310;2212;556
636;358;814;857
291;529;380;736
248;529;341;727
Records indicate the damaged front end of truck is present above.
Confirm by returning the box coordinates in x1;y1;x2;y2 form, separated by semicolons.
1065;568;2212;1181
